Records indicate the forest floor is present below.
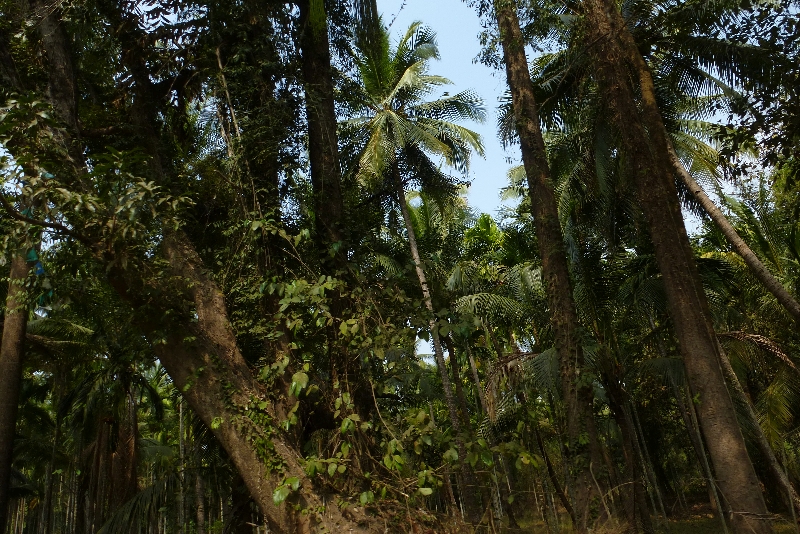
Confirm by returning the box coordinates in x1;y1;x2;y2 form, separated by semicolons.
666;517;796;533
504;503;798;533
505;517;797;533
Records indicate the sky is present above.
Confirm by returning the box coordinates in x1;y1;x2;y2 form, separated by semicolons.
377;0;517;217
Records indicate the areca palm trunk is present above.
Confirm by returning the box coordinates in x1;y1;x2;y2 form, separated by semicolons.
492;2;595;530
668;146;800;323
466;346;489;416
391;166;478;520
581;1;771;532
0;256;29;533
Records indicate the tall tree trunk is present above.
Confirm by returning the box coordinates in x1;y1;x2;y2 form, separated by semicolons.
41;409;61;534
0;18;38;534
194;422;207;534
392;168;480;521
581;1;771;532
0;256;29;533
492;2;595;530
297;0;344;248
668;146;800;323
179;400;186;534
195;468;207;534
533;422;576;525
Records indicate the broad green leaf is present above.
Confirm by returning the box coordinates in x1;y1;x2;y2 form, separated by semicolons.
273;485;291;505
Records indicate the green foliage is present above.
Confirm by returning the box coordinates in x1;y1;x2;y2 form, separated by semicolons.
1;0;798;530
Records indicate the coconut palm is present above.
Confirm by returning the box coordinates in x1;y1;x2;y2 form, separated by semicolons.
343;18;485;515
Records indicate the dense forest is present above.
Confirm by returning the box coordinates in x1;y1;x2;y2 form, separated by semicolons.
0;0;798;532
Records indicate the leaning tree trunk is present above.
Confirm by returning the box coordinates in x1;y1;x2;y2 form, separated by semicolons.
492;1;595;530
0;256;29;533
581;1;771;532
668;146;800;323
717;345;800;517
108;233;376;534
28;6;377;532
392;167;482;521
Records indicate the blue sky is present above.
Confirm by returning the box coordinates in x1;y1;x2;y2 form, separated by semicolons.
377;0;517;217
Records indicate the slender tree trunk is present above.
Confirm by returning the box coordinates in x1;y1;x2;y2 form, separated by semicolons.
602;369;653;534
179;400;186;534
466;346;488;415
492;2;595;530
194;423;207;534
630;403;667;526
41;411;61;534
581;1;772;532
297;0;344;248
717;347;800;517
533;422;576;525
668;146;800;323
392;168;481;521
196;470;207;534
444;336;471;425
652;314;724;521
0;256;29;534
675;384;727;529
393;174;462;440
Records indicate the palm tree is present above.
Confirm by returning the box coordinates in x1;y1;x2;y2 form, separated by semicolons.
344;18;485;515
490;1;601;530
577;1;772;531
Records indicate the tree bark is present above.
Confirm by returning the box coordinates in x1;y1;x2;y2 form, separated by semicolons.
668;146;800;323
297;0;344;248
492;2;595;530
196;467;207;534
581;1;772;531
0;256;29;533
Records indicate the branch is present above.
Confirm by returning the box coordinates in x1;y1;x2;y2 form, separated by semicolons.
0;193;94;247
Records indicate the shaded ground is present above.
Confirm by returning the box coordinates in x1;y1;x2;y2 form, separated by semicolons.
486;503;798;533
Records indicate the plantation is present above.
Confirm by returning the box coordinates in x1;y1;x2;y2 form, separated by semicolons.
0;0;799;532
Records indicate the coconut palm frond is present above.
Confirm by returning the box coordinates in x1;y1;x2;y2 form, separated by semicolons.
454;293;525;324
